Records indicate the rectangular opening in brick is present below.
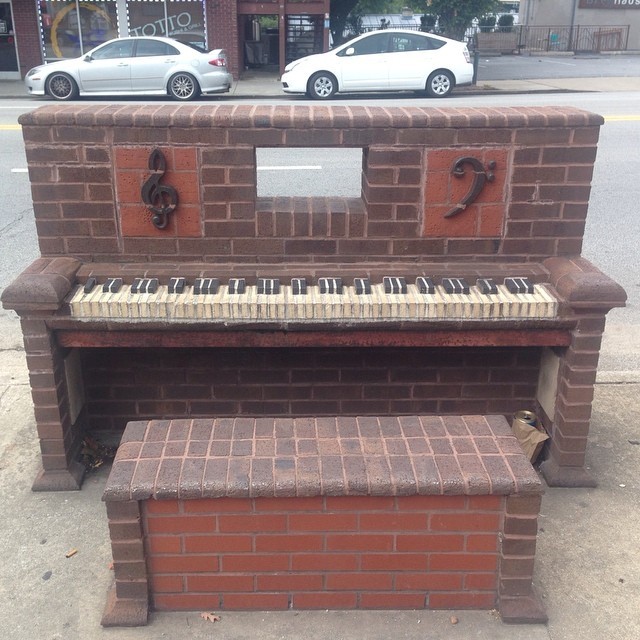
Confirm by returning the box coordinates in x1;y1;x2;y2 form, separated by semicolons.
256;148;363;197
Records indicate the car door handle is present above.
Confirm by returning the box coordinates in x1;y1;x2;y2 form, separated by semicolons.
117;62;129;67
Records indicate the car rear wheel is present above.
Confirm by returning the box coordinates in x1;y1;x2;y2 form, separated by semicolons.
308;72;337;100
46;73;78;101
168;73;200;101
426;70;454;98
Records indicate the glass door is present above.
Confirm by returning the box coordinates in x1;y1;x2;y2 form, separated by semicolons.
0;1;19;78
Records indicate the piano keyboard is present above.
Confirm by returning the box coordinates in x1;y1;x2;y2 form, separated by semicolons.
66;276;558;323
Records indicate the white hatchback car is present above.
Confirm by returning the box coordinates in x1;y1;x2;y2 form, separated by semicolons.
25;36;232;101
282;29;473;99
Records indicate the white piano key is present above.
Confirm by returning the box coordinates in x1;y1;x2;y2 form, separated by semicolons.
68;285;85;317
537;284;558;318
67;277;559;324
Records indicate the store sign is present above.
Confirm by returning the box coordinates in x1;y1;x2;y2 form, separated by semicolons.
129;11;196;37
579;0;640;8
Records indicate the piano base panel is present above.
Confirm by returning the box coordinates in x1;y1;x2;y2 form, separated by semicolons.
500;588;548;625
55;328;572;349
31;460;85;492
101;581;148;627
539;457;597;488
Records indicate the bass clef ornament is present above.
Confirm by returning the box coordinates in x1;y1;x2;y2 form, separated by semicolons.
444;156;496;219
141;149;179;230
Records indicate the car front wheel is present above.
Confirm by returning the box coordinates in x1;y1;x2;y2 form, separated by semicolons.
308;72;337;99
426;70;454;98
46;73;78;101
168;73;200;101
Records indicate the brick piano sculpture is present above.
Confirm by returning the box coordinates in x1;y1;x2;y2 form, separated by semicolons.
1;104;625;626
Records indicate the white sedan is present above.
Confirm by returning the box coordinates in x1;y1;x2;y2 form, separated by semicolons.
282;29;474;99
25;36;232;101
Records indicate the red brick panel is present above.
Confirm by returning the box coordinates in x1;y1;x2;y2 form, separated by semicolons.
114;146;201;238
142;495;503;611
423;148;509;238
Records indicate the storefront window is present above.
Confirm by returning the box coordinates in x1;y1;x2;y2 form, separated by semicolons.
38;0;119;60
127;0;206;51
37;0;206;62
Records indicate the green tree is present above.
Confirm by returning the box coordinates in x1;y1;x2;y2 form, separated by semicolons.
330;0;361;46
424;0;501;40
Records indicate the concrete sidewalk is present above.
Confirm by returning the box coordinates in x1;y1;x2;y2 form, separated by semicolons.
0;307;639;640
2;73;640;101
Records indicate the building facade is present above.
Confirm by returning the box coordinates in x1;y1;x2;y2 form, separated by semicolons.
5;0;330;80
520;0;640;50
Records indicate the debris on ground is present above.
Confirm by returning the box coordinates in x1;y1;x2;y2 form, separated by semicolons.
200;612;221;623
80;436;117;472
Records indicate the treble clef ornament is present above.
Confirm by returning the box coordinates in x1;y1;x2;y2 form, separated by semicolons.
140;149;179;230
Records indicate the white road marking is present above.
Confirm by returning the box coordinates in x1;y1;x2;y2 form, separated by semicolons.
11;168;28;173
542;59;577;66
257;165;322;171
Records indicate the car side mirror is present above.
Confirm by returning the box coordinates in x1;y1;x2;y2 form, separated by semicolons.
84;54;93;62
345;47;355;56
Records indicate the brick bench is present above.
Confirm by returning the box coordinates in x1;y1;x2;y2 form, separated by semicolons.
101;416;546;626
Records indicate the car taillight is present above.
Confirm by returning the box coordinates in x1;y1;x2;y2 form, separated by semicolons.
463;48;471;63
209;57;226;67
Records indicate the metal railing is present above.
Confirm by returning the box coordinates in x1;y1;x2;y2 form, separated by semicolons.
357;23;630;54
485;24;630;53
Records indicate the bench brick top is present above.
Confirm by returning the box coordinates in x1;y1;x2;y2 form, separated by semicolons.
103;415;541;502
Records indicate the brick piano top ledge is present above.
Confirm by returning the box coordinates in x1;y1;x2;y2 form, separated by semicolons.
103;415;542;503
18;104;604;130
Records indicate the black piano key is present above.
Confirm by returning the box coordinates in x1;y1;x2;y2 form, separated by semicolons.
416;277;435;294
383;276;407;295
477;278;498;295
228;278;246;294
168;277;186;294
102;277;123;293
131;279;159;294
354;278;371;295
194;278;219;295
505;277;534;294
442;278;470;295
318;277;343;294
257;278;280;295
291;278;307;295
83;277;97;293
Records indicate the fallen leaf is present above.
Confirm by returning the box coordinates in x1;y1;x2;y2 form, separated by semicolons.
450;616;459;625
200;612;221;623
65;548;78;558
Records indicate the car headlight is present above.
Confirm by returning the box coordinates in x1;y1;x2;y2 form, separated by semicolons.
26;67;42;78
284;59;304;73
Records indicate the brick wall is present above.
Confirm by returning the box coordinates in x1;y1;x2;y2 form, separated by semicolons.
19;105;602;264
5;104;626;495
143;495;503;611
101;416;545;624
12;0;42;76
207;1;240;78
82;347;541;433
